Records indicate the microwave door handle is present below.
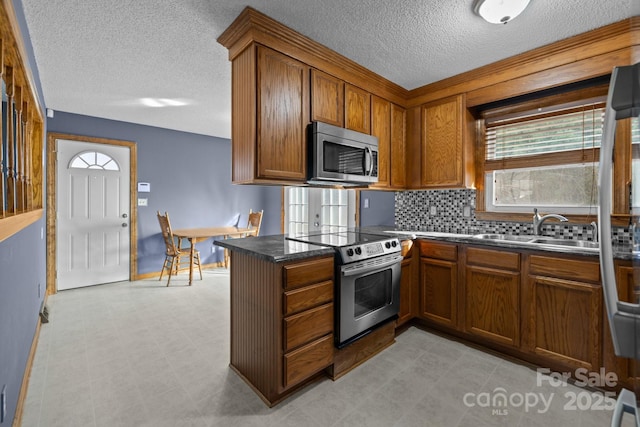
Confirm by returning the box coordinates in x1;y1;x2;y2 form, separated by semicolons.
364;147;373;176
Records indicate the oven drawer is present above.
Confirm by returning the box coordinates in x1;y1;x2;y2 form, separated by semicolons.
283;334;334;389
284;302;333;351
284;280;333;316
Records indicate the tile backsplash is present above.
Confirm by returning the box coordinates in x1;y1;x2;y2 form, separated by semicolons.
395;189;632;244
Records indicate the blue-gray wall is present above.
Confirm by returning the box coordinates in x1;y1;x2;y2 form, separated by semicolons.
47;112;283;274
1;1;47;424
359;190;395;226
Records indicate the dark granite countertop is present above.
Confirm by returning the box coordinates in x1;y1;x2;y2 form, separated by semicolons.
215;226;636;263
214;234;335;263
369;227;636;260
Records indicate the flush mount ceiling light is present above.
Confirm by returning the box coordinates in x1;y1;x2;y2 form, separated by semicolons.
139;97;189;108
473;0;531;24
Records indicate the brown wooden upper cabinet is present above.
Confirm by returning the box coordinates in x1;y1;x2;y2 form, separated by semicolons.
420;94;475;189
371;97;406;189
390;104;407;189
371;96;390;188
345;84;371;134
311;69;344;127
230;44;310;184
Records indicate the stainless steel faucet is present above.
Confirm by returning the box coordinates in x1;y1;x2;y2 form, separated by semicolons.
532;208;568;235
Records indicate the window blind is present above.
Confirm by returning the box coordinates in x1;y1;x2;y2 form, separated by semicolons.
485;103;605;163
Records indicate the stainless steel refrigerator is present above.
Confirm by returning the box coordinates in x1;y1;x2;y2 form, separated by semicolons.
599;61;640;427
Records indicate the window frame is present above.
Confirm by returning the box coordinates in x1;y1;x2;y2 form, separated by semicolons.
475;83;634;226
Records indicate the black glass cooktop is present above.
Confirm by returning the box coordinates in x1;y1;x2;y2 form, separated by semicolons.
286;231;389;248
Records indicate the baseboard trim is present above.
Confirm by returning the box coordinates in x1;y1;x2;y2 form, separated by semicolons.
12;316;42;427
135;262;227;280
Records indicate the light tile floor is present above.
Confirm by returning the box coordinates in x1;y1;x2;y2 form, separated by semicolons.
21;269;636;427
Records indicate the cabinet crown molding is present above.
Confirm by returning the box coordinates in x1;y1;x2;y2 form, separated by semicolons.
217;6;408;105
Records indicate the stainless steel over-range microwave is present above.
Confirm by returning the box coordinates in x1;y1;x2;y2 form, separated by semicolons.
308;121;379;186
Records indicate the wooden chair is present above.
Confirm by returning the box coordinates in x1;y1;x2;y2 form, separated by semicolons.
224;209;263;268
246;209;264;237
157;211;202;286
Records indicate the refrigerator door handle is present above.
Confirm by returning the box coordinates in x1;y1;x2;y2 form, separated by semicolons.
598;62;640;360
599;62;640;427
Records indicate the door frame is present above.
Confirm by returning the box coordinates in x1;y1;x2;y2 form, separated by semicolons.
46;132;138;294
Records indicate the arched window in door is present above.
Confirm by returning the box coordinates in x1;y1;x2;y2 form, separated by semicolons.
69;151;120;171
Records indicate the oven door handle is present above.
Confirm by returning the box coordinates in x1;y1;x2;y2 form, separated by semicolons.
341;255;403;277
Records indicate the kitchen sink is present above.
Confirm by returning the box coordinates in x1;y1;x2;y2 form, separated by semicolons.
530;238;600;249
472;234;599;250
472;234;535;242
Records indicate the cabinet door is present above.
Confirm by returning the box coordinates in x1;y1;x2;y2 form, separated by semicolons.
421;95;463;188
257;46;309;180
310;69;344;127
465;265;520;347
527;275;602;371
345;84;370;134
398;256;413;326
420;257;458;329
603;263;640;389
464;247;520;347
390;104;406;189
371;96;390;188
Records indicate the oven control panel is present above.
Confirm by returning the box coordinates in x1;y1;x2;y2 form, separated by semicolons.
337;238;401;263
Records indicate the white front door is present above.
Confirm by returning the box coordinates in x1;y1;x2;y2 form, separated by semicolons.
56;139;130;290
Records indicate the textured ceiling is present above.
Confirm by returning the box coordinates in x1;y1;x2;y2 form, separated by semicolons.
20;0;639;139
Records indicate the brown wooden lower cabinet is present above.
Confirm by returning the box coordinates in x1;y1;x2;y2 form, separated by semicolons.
397;240;417;326
464;247;520;348
418;240;458;329
415;239;620;385
603;261;640;390
525;254;602;372
229;252;334;406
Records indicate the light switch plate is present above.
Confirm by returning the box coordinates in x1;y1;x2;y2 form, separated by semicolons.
463;205;471;217
430;206;437;215
364;198;369;209
138;198;148;207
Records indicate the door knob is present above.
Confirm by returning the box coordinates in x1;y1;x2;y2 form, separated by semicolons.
122;213;128;218
122;223;128;227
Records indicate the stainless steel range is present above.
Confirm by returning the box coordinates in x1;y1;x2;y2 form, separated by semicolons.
287;231;403;348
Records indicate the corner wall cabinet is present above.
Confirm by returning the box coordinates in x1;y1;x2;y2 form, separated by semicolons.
419;95;475;189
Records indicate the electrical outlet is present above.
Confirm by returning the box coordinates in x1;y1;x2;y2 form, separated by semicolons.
1;384;6;423
138;198;148;206
430;206;437;216
363;198;369;209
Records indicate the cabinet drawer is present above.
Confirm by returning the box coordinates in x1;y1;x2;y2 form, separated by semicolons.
529;255;600;283
467;247;520;271
284;303;333;351
418;240;457;261
284;280;333;316
284;334;334;389
284;257;334;290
